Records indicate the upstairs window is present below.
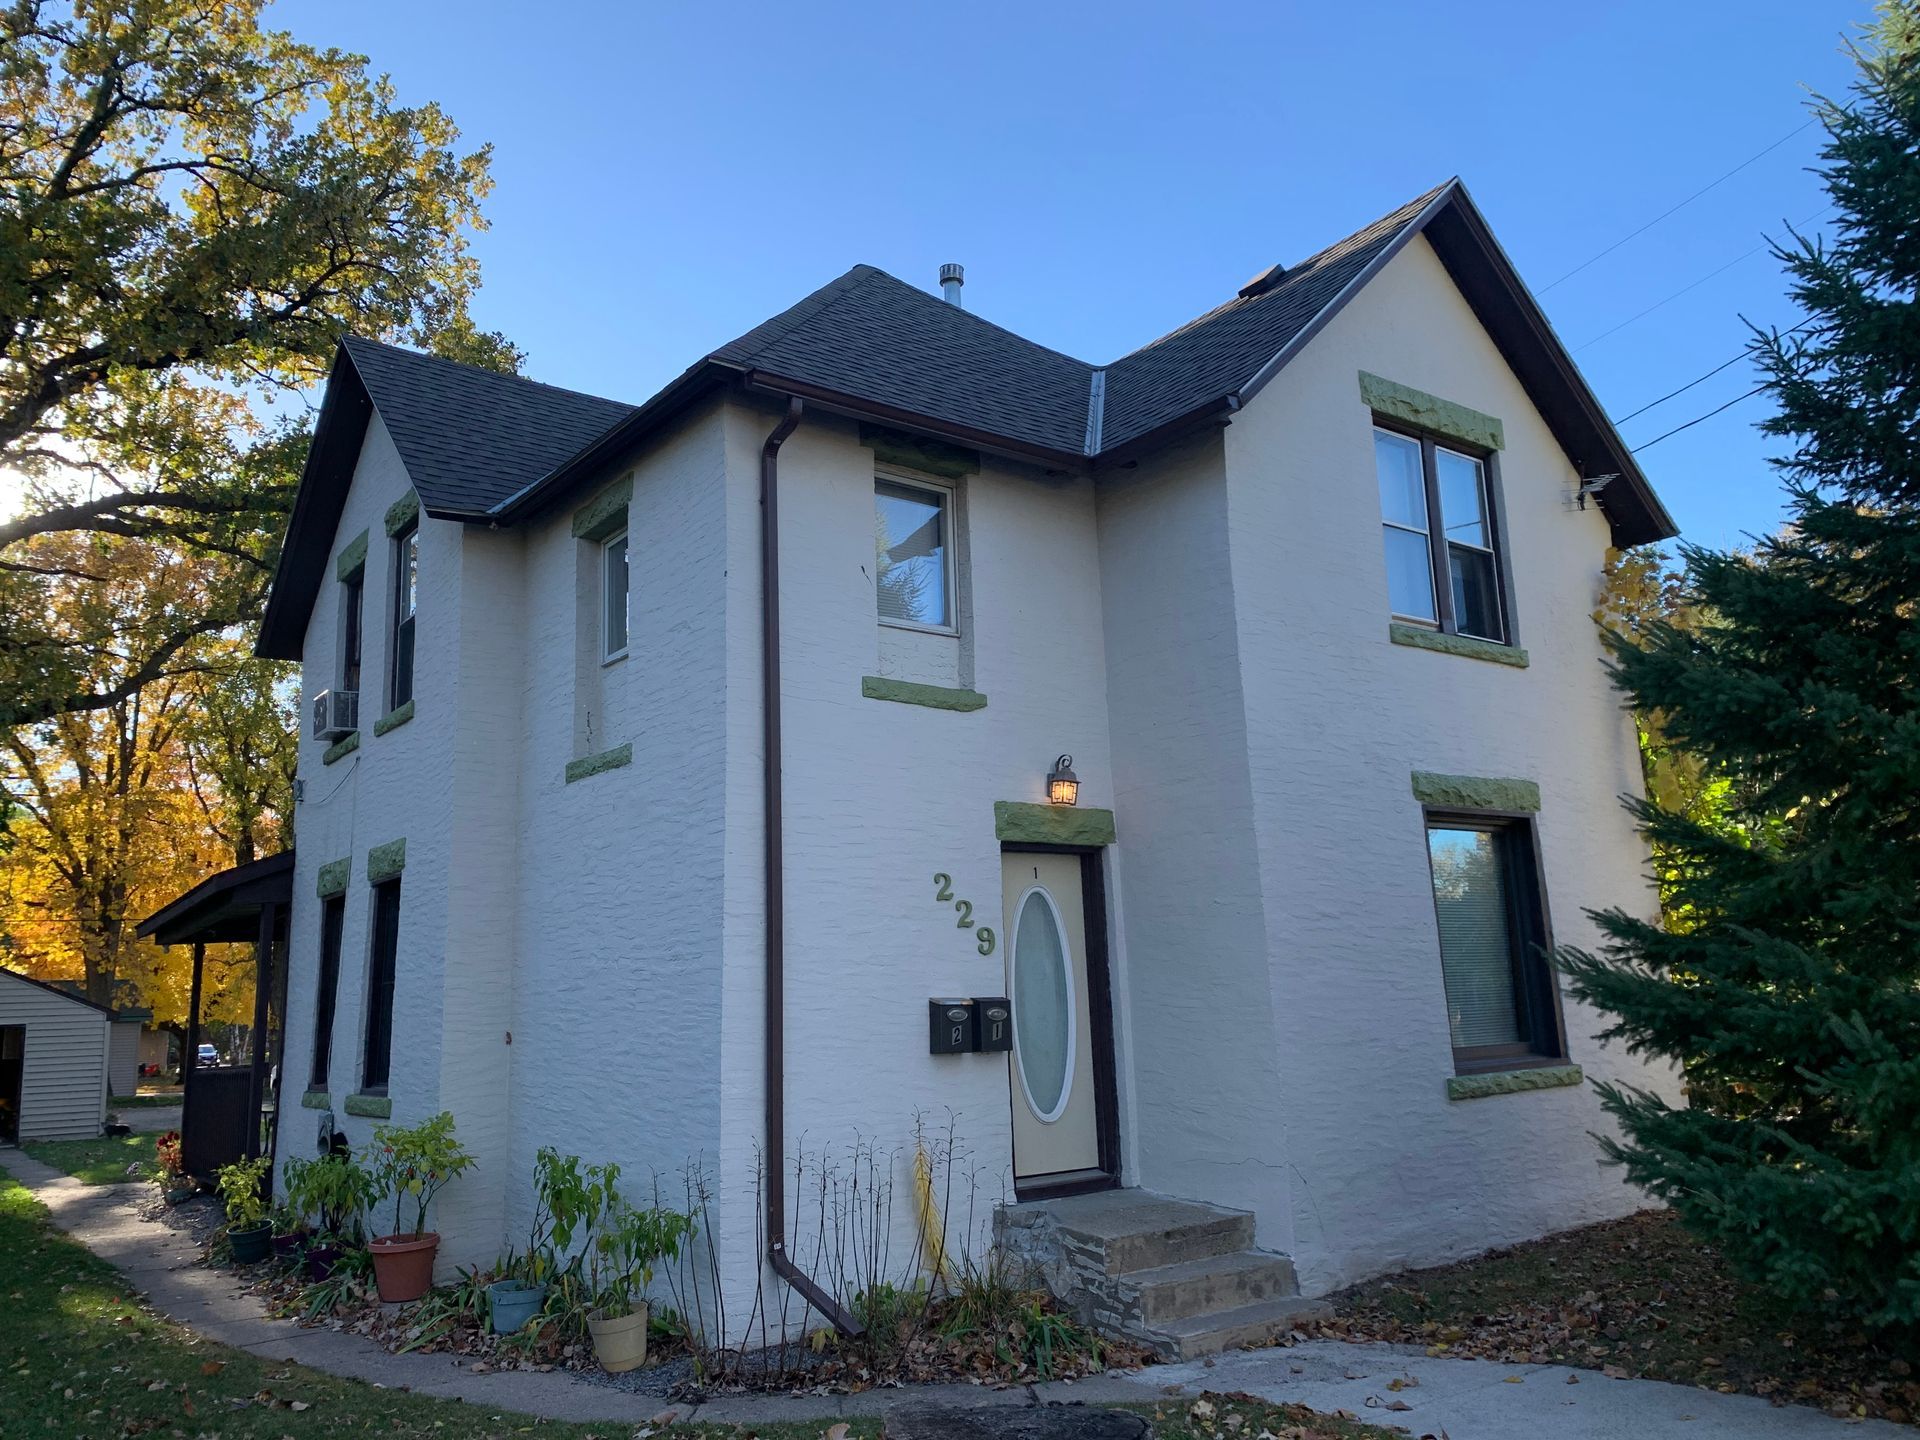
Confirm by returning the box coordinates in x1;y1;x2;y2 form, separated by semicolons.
340;570;364;694
1374;426;1507;644
875;477;953;632
603;530;629;661
390;522;418;707
1424;816;1564;1072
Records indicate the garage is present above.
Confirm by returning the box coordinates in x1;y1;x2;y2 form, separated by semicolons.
0;969;111;1143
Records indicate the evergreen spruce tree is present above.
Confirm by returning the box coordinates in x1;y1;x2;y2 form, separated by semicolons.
1560;3;1920;1332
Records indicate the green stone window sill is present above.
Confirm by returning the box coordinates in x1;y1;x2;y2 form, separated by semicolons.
1447;1064;1582;1102
1412;771;1541;814
301;1090;331;1110
344;1093;391;1118
321;731;360;765
565;742;632;784
861;676;988;712
861;424;979;479
1359;372;1505;452
994;801;1116;847
366;837;406;884
373;699;415;737
1389;623;1529;669
316;857;351;899
572;476;633;541
384;491;420;537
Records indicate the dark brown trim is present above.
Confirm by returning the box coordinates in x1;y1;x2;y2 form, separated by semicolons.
1002;843;1122;1200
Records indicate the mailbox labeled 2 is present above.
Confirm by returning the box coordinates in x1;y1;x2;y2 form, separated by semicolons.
972;997;1011;1053
928;998;975;1055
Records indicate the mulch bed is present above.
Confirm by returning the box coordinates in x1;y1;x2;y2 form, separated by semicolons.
1292;1208;1918;1425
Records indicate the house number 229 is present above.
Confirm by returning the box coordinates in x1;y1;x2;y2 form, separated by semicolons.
933;874;996;955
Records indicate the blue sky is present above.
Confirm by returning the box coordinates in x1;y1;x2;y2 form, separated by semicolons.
277;0;1866;552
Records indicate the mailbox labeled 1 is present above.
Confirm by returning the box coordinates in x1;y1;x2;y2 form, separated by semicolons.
928;998;975;1055
972;997;1011;1053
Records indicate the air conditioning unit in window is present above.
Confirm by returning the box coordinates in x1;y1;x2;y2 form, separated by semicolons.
312;689;359;742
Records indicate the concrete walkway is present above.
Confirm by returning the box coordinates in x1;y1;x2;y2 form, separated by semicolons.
0;1149;1903;1437
117;1103;183;1134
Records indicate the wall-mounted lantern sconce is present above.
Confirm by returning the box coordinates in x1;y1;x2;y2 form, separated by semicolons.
1047;754;1079;807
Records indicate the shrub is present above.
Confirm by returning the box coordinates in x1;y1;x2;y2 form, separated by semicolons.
361;1111;473;1240
215;1155;271;1230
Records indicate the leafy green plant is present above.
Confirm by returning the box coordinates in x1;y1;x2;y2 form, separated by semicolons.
361;1111;473;1240
285;1152;376;1243
590;1198;694;1317
215;1155;270;1230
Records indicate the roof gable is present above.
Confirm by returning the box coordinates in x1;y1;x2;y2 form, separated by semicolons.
0;967;116;1015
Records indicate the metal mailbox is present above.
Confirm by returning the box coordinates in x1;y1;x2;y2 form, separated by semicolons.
972;997;1012;1053
928;998;975;1054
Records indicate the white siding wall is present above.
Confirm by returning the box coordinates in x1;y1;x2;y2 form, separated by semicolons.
1220;234;1681;1293
0;974;110;1140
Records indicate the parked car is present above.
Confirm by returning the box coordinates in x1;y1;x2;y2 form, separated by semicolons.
196;1043;220;1067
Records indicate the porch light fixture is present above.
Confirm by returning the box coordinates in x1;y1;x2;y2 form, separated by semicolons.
1047;754;1079;807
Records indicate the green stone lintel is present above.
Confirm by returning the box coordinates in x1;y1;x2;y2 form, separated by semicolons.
1360;371;1505;451
372;699;415;737
316;857;351;899
861;676;988;712
861;424;979;479
1389;623;1529;668
571;476;632;540
1447;1064;1583;1102
301;1090;331;1110
384;490;420;537
994;800;1117;847
565;742;633;784
366;838;406;884
344;1093;392;1118
335;530;369;581
1412;771;1541;814
321;731;360;766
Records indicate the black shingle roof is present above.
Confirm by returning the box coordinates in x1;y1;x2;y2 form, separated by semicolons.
341;337;635;515
711;266;1096;456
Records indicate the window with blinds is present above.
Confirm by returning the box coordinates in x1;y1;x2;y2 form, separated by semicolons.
1423;817;1563;1070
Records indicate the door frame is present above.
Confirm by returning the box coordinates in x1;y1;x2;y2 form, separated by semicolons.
1002;843;1121;1201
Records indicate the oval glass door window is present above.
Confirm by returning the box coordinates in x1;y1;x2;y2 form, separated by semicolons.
1012;887;1075;1123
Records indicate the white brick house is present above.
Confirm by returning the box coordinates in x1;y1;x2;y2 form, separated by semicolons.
258;180;1682;1352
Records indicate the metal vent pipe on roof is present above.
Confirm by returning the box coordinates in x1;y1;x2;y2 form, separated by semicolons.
939;263;964;307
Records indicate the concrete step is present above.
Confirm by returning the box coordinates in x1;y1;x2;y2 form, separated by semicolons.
1128;1249;1302;1325
1147;1294;1333;1361
1001;1188;1254;1275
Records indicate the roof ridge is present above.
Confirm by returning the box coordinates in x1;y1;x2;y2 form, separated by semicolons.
341;335;635;412
1111;180;1457;363
713;266;889;365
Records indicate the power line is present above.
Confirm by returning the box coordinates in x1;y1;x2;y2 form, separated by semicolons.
1611;319;1814;425
1629;384;1769;453
1538;118;1816;294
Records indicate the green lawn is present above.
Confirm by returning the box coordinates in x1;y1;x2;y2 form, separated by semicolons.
21;1132;152;1184
0;1175;1394;1440
109;1092;183;1108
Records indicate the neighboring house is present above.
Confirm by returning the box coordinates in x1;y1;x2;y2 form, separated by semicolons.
46;980;166;1095
0;969;111;1143
257;179;1683;1351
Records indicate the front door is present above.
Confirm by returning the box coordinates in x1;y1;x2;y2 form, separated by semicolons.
1002;851;1113;1193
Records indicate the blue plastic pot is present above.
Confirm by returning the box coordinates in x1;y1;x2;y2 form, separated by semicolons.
488;1280;546;1334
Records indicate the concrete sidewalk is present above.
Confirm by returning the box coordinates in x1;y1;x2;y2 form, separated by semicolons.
0;1148;1904;1437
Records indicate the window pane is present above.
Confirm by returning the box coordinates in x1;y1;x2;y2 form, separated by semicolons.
1374;431;1426;530
311;897;344;1088
400;530;419;618
1427;828;1524;1050
875;480;950;627
342;575;363;694
1383;527;1436;621
604;535;629;656
1450;545;1503;642
363;880;401;1089
1435;449;1488;549
1013;890;1074;1121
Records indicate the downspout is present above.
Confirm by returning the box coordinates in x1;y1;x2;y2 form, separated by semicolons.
758;396;865;1337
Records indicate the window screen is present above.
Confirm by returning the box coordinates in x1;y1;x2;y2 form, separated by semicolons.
875;479;951;629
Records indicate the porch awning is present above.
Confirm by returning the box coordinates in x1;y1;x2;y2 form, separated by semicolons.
136;851;294;946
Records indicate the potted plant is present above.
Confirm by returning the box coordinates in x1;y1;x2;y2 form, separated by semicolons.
489;1147;598;1334
587;1197;694;1372
289;1151;373;1282
362;1112;472;1302
152;1130;191;1204
216;1155;273;1264
269;1198;305;1264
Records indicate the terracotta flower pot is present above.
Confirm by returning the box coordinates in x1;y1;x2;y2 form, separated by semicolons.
369;1231;439;1302
588;1302;650;1372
